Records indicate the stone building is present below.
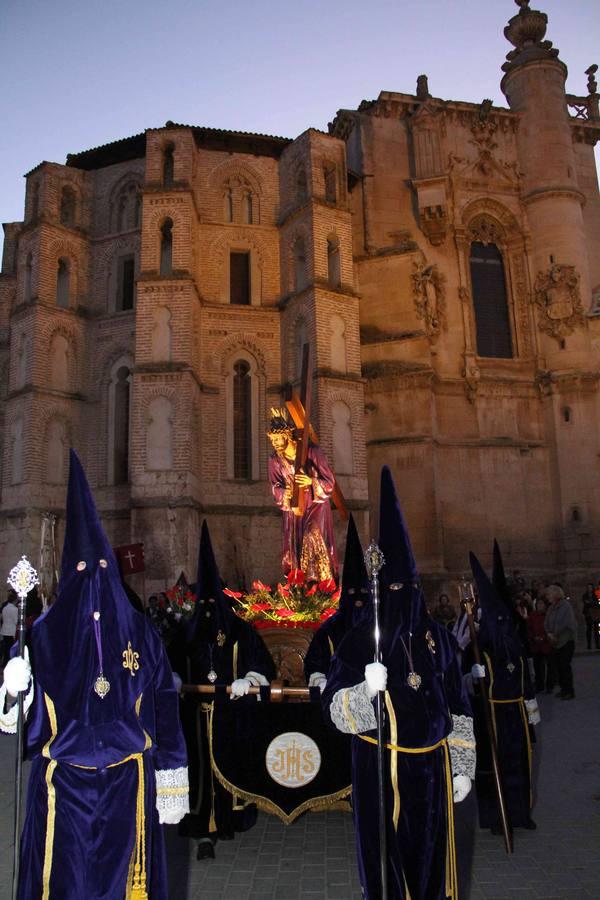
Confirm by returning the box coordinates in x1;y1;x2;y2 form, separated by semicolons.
1;2;599;596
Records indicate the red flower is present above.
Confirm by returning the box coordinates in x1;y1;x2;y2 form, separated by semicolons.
224;588;243;599
287;569;306;586
277;582;291;597
305;584;317;597
177;596;184;607
317;578;336;594
158;598;165;609
251;602;271;612
320;607;336;621
252;580;271;592
331;587;341;603
275;608;295;618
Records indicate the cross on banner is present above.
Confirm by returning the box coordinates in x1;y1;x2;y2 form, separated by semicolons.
285;344;348;521
114;543;145;575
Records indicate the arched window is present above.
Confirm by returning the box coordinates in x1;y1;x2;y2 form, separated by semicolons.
469;241;513;359
114;183;141;233
146;396;173;470
296;169;308;205
163;144;175;188
330;314;347;373
324;165;337;204
50;333;69;391
56;258;70;308
224;188;233;223
233;360;252;479
116;193;127;233
327;236;341;289
332;400;353;474
243;192;253;225
293;237;306;293
134;193;141;228
230;251;250;304
151;306;172;360
46;420;67;484
294;319;308;381
112;366;131;484
24;253;33;302
60;186;76;228
160;219;173;276
117;254;136;311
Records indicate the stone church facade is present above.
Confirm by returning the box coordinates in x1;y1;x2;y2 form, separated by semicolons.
1;2;599;595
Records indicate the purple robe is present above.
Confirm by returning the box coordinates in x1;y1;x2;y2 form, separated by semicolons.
268;444;338;581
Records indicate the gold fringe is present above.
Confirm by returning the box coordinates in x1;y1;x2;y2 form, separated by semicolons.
207;705;351;824
384;692;400;831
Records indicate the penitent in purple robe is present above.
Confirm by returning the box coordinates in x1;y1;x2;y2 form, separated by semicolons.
268;444;338;581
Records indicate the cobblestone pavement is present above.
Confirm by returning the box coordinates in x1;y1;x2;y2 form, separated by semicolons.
0;654;598;899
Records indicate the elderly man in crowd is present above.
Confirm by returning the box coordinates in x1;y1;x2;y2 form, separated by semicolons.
544;584;577;701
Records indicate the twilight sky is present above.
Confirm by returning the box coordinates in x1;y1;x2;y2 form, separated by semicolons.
1;0;598;251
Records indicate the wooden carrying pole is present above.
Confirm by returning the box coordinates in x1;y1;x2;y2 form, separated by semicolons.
181;682;310;702
461;584;513;855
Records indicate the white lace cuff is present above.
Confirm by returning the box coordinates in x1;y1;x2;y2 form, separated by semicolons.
447;714;476;779
245;671;269;687
525;698;541;724
0;677;35;734
308;672;327;687
155;766;190;816
330;681;377;734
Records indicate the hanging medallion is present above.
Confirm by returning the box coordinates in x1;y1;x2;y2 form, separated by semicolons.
216;630;226;648
425;630;436;655
407;671;422;691
506;662;515;674
94;672;111;699
207;670;217;684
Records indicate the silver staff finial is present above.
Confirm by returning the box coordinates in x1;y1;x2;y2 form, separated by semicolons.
7;556;39;601
365;541;385;580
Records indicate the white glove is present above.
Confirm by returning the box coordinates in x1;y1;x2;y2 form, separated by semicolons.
526;698;541;725
452;775;472;803
471;663;486;680
4;650;31;696
172;672;183;694
365;662;387;699
230;678;252;698
158;806;186;825
308;672;327;692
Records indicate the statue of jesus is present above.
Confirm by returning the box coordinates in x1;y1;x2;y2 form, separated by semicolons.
267;408;338;582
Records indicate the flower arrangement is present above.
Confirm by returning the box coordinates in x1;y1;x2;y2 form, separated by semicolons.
148;576;196;643
225;569;340;630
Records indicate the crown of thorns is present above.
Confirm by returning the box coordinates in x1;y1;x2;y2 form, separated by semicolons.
267;407;293;435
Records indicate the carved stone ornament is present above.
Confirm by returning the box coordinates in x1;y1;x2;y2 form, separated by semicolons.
411;262;447;338
462;353;481;404
419;205;448;246
534;264;585;341
468;215;503;246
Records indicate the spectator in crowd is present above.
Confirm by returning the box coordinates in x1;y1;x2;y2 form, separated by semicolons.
0;593;18;667
527;596;554;692
581;583;600;651
432;592;457;630
544;584;577;700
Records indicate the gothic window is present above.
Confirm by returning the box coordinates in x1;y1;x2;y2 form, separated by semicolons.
160;219;173;276
230;251;250;305
134;193;141;228
116;193;127;233
294;319;308;381
163;144;175;188
151;306;172;360
24;253;33;302
146;396;173;470
60;186;76;228
50;333;69;391
330;314;347;373
112;366;131;484
332;400;353;475
56;258;70;308
46;420;67;484
293;237;306;293
324;165;337;204
233;360;252;479
114;183;141;233
224;188;234;223
469;241;513;359
296;168;308;205
327;236;341;289
117;255;136;311
243;192;253;225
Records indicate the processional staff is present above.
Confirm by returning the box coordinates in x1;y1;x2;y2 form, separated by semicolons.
458;577;513;855
365;540;388;900
7;556;39;899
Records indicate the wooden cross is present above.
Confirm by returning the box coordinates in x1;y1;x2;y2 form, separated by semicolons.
285;343;348;521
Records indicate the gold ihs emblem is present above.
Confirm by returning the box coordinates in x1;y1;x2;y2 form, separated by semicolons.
216;630;226;647
426;630;436;655
122;641;140;676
